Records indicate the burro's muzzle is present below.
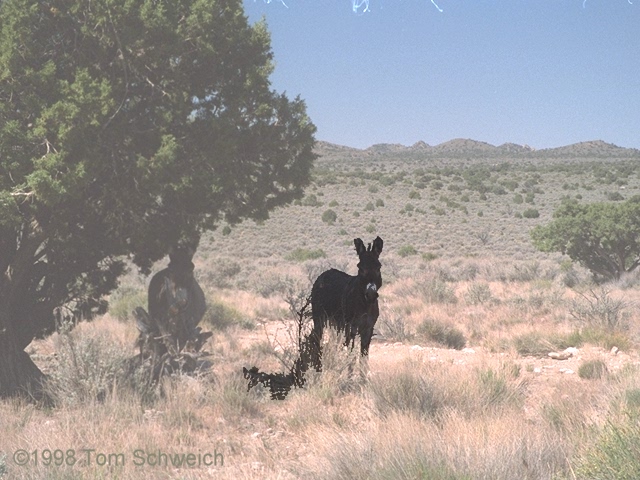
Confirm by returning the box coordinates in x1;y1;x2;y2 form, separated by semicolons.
365;282;379;302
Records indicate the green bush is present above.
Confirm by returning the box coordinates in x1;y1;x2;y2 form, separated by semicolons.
464;282;493;305
578;359;608;380
398;245;419;257
417;318;466;350
286;248;327;262
512;331;583;357
522;208;540;218
574;413;640;479
204;300;253;330
302;194;321;206
109;287;147;321
607;191;625;201
375;198;385;207
321;209;338;224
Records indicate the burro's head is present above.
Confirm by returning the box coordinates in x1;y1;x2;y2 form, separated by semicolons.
354;236;383;302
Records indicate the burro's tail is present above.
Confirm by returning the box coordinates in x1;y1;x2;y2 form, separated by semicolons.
242;296;319;400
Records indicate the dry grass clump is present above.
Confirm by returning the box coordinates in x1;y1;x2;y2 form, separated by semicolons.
369;359;525;420
572;411;640;479
414;275;458;304
578;359;609;380
512;330;583;357
416;318;466;350
306;410;567;480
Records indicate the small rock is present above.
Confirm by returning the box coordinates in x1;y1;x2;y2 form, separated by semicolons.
548;351;572;360
251;432;262;439
564;347;579;355
393;342;403;347
411;345;424;351
462;348;476;354
611;346;619;355
559;368;574;374
533;367;542;373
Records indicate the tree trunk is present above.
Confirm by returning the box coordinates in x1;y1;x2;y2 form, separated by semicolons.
0;322;47;401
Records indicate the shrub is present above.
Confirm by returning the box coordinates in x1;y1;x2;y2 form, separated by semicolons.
222;225;232;236
364;202;375;211
464;282;493;305
398;245;418;257
199;258;241;288
417;318;466;350
409;190;421;199
513;331;583;357
0;453;7;478
607;191;625;201
321;209;337;224
417;277;458;304
570;288;630;331
375;198;385;207
302;194;321;206
203;299;253;330
370;369;441;418
574;413;640;479
578;360;608;379
366;224;376;233
328;199;339;207
422;252;438;262
109;287;147;321
47;329;130;405
522;208;540;218
286;248;327;262
378;311;411;342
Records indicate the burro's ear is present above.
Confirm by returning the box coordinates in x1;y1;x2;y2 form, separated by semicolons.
354;238;366;255
372;236;383;256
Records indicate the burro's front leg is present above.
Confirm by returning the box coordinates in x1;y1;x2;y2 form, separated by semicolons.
360;326;374;356
360;302;379;356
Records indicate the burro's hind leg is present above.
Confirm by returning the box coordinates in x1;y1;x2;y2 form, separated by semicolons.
309;322;324;372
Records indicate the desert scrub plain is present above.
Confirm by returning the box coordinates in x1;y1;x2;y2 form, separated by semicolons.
3;140;640;479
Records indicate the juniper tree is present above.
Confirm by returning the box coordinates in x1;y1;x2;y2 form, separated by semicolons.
0;0;316;398
531;197;640;281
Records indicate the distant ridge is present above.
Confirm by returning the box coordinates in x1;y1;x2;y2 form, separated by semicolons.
315;139;640;160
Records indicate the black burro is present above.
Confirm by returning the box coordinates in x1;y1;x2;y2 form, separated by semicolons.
310;236;383;371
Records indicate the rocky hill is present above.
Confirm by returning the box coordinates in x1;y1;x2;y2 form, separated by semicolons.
315;138;640;162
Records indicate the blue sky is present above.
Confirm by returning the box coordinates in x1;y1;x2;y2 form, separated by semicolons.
243;0;640;150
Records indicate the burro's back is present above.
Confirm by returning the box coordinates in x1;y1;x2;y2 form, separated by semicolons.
311;268;353;330
309;237;384;371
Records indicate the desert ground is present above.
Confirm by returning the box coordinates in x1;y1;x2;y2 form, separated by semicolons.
2;140;640;479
